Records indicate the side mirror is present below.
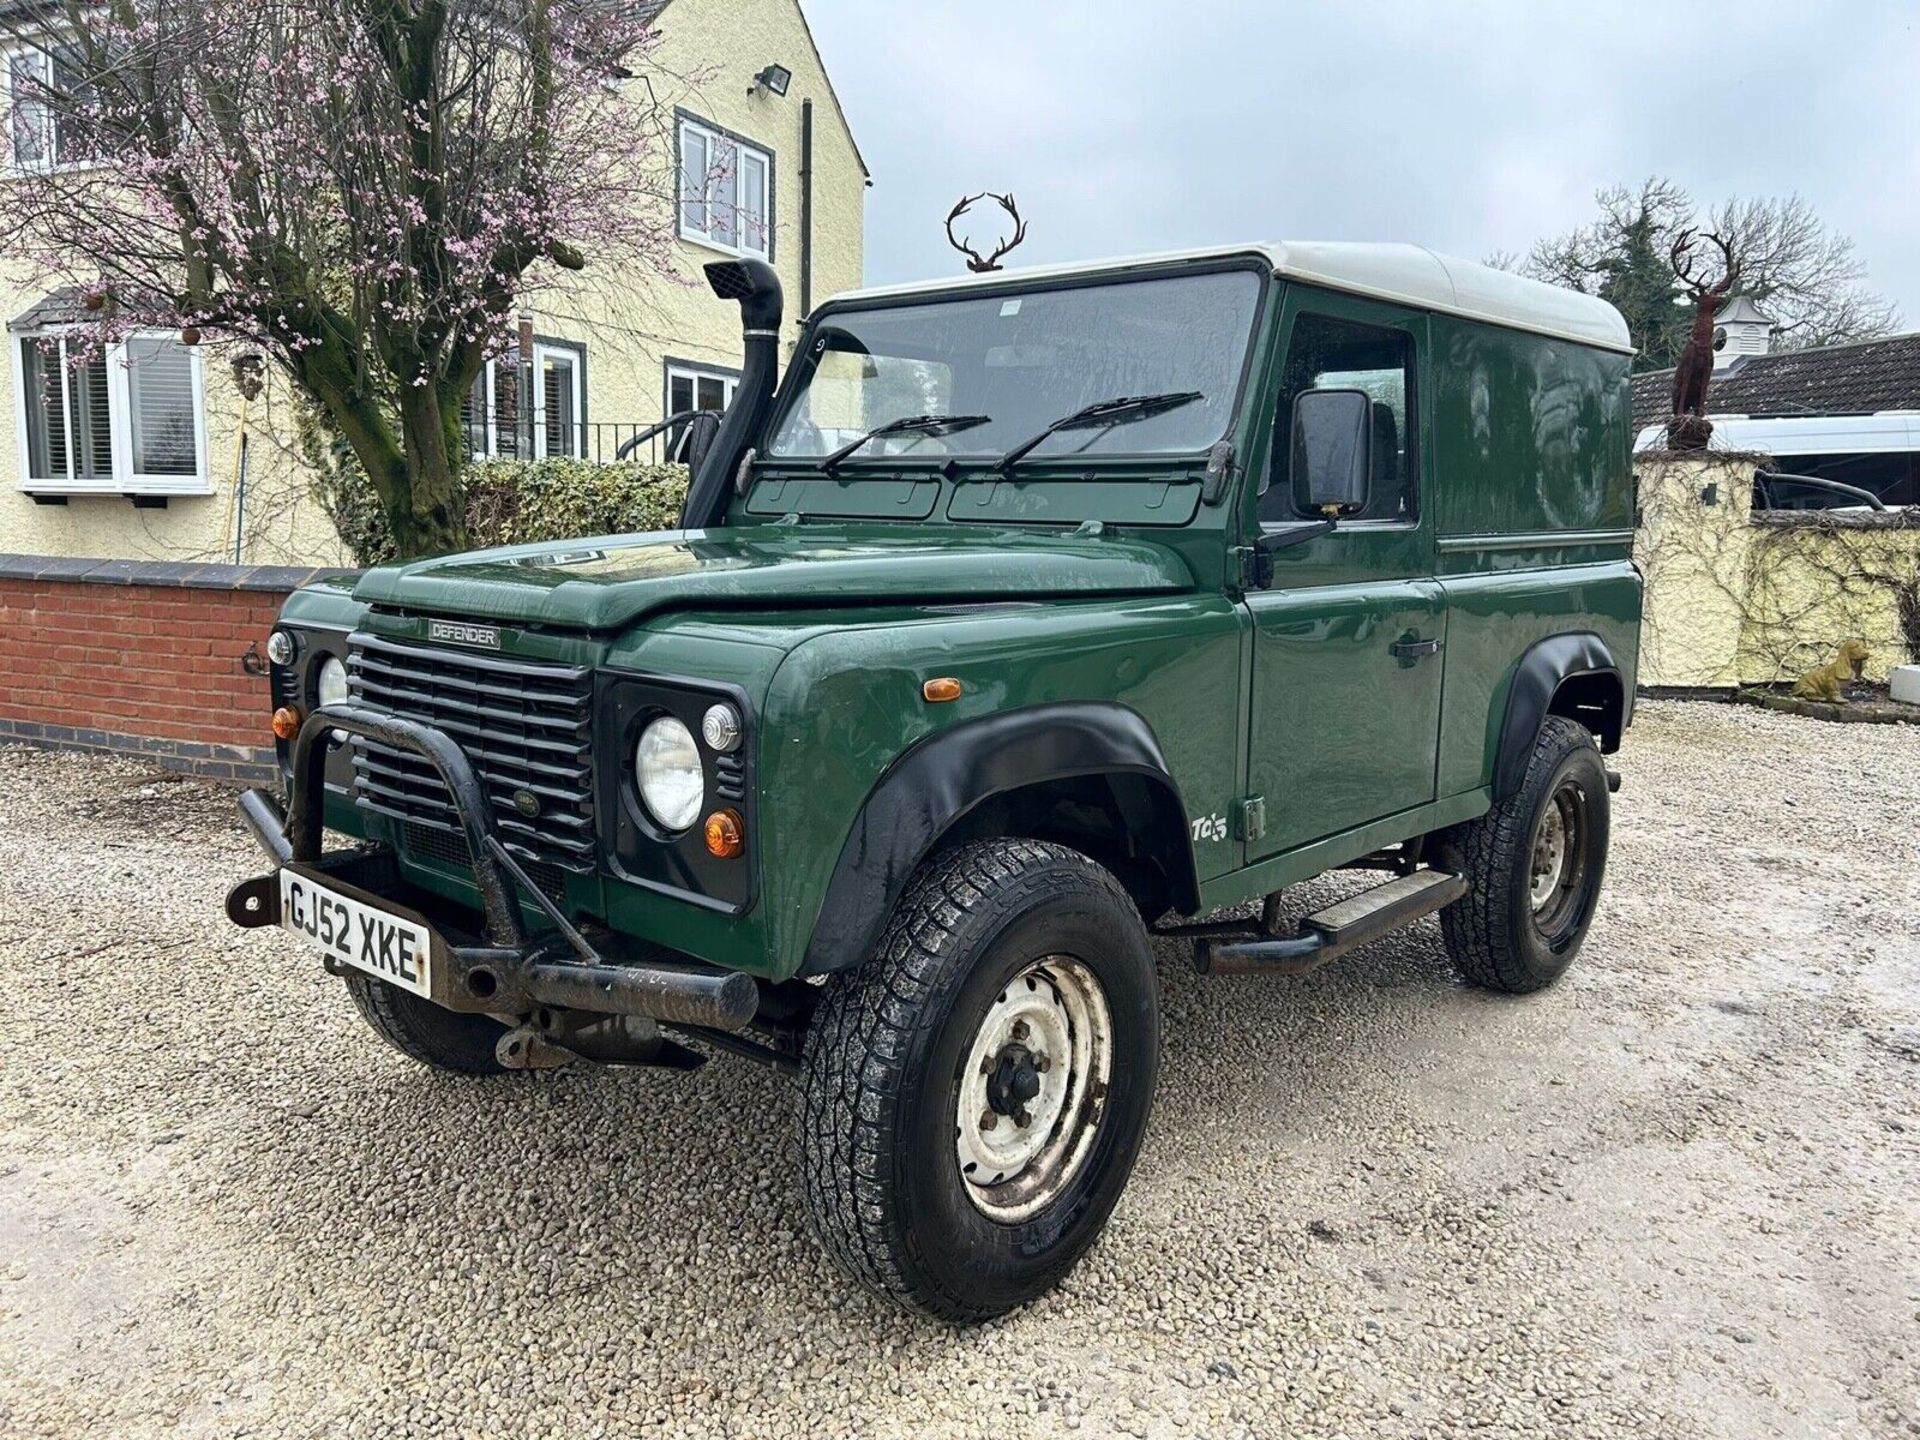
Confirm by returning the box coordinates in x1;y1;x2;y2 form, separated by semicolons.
676;410;723;471
1290;388;1372;517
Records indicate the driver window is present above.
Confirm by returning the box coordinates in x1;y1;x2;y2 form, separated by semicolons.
1261;313;1416;525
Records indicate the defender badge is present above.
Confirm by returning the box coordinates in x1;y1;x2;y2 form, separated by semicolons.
428;618;501;650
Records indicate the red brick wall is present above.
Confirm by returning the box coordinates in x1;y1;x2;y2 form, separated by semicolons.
0;578;284;748
0;558;337;780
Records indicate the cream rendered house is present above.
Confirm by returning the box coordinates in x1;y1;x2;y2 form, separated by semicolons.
0;0;867;566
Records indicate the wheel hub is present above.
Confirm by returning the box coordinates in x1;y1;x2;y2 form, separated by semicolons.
1530;802;1569;911
1528;780;1590;937
985;1043;1044;1120
955;955;1113;1223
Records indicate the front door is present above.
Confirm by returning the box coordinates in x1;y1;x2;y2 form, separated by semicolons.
1244;292;1445;859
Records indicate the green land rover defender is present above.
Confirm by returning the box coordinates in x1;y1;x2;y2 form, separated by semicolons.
229;243;1640;1321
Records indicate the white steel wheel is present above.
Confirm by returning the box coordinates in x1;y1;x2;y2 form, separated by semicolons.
1527;779;1592;939
954;954;1113;1223
1529;790;1572;911
799;838;1161;1322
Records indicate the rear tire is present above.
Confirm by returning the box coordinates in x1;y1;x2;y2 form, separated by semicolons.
1437;715;1611;994
344;974;510;1074
799;839;1160;1323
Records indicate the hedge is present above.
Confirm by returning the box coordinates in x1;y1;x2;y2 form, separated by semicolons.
310;448;690;567
464;458;690;549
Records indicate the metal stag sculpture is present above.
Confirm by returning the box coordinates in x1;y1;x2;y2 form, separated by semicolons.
945;192;1028;273
1666;229;1740;451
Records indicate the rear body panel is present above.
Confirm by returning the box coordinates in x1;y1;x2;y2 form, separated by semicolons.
1423;308;1640;796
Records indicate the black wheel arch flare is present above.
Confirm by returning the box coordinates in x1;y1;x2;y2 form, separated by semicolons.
1493;631;1626;803
801;703;1200;975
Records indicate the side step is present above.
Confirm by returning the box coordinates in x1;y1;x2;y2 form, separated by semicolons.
1194;868;1469;977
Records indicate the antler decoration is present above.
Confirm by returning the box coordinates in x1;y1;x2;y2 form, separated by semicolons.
945;192;1028;273
1669;227;1740;302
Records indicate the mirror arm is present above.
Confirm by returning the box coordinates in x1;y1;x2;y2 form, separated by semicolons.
1248;518;1335;587
1256;518;1336;553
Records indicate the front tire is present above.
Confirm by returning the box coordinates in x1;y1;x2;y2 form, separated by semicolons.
344;974;511;1074
800;839;1160;1323
1437;715;1611;994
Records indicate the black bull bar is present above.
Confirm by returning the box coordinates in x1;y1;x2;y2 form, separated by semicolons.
226;702;758;1032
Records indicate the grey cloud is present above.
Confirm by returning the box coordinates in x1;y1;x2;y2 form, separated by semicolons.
806;0;1919;324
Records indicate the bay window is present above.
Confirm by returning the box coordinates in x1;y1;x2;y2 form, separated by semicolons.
13;331;207;493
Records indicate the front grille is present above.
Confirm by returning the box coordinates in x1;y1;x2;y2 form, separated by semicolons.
347;633;596;873
401;821;570;908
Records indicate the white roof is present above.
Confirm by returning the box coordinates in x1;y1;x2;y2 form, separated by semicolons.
826;242;1635;355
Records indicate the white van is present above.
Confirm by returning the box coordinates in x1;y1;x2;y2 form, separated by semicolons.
1634;411;1918;511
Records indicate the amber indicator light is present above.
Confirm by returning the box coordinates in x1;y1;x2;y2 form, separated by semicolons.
922;677;963;703
271;706;304;741
703;808;746;859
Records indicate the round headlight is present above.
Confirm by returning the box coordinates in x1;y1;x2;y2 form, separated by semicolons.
701;702;742;753
635;715;704;831
266;629;296;667
316;655;349;709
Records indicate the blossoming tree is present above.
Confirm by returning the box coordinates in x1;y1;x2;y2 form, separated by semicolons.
1;0;678;556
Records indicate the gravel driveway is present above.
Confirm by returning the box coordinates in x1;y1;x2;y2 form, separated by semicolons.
1;701;1916;1440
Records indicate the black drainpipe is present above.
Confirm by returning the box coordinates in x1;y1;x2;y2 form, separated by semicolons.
800;98;814;319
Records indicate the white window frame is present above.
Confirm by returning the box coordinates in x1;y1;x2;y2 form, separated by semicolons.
666;361;740;418
676;115;772;260
465;356;513;461
532;340;585;459
5;43;100;175
465;341;587;461
11;328;211;495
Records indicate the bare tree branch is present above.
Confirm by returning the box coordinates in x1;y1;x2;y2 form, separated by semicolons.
1517;179;1898;370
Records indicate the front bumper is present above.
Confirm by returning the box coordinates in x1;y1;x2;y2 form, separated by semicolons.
227;702;758;1032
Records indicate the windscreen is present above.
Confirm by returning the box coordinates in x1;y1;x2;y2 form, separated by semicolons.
766;267;1263;464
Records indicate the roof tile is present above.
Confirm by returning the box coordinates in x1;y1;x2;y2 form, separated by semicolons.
1630;332;1920;430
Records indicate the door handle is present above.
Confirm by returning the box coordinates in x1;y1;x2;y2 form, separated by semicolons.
1390;637;1443;663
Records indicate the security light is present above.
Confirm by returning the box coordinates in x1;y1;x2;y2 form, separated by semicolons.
751;63;791;97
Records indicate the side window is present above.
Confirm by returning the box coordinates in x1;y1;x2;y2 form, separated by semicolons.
1261;313;1417;525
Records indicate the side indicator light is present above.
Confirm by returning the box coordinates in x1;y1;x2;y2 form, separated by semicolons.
271;706;304;741
703;808;746;859
922;677;963;703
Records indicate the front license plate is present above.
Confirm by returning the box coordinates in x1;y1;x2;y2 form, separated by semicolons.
279;869;433;998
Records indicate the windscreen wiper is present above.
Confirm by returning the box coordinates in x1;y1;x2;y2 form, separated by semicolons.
820;413;992;474
994;391;1205;475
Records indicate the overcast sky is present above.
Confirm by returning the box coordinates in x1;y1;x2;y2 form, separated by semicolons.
804;0;1920;326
